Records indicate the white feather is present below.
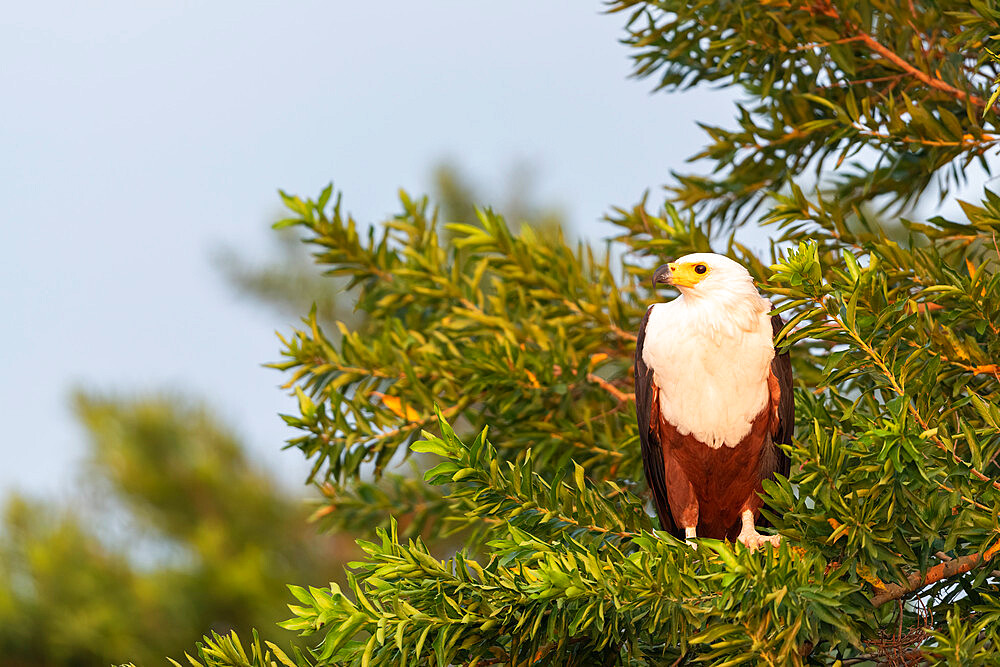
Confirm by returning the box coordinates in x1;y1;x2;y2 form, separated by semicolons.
641;253;775;448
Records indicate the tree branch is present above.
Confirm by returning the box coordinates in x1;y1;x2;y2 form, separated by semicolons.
800;0;986;108
871;542;1000;606
856;33;986;108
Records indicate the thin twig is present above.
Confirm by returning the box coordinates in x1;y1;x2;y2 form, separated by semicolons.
841;647;924;665
588;373;635;403
858;127;998;149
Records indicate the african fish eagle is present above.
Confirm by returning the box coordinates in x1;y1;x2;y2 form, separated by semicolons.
634;253;792;550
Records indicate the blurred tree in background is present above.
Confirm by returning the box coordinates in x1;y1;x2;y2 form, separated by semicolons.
0;162;561;666
0;395;346;666
0;394;346;665
177;1;1000;665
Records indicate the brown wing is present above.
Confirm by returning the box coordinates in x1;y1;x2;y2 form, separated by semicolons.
635;306;680;537
768;313;794;477
757;313;794;528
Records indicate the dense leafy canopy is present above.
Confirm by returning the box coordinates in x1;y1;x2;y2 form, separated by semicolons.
176;1;1000;665
614;0;1000;225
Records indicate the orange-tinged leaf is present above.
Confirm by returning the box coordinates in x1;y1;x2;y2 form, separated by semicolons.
857;564;886;590
525;370;541;389
912;301;944;313
372;392;421;421
309;504;335;522
827;517;850;543
589;352;609;367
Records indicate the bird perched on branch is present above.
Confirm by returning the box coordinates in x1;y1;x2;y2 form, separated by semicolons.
634;253;792;550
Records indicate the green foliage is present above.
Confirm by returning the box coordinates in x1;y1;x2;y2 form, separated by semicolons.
0;396;342;666
255;186;1000;664
279;416;866;666
921;604;1000;666
272;189;639;488
410;410;652;548
610;0;1000;224
309;470;455;542
166;630;313;667
183;2;1000;664
0;497;162;666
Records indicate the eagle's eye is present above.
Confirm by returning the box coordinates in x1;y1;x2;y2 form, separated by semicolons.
694;264;707;274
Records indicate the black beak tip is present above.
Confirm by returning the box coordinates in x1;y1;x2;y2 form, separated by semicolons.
652;263;672;287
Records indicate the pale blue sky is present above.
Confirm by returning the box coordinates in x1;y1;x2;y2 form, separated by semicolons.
1;2;742;498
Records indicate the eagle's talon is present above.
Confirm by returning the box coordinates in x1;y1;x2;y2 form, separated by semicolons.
737;529;781;551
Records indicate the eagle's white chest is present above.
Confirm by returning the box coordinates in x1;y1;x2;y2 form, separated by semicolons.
642;297;775;448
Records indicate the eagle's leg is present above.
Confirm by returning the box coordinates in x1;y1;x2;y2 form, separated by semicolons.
664;454;699;547
736;509;780;551
679;502;698;547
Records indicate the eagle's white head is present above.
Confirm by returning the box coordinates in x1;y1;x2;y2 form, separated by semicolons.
651;252;770;336
652;252;760;302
